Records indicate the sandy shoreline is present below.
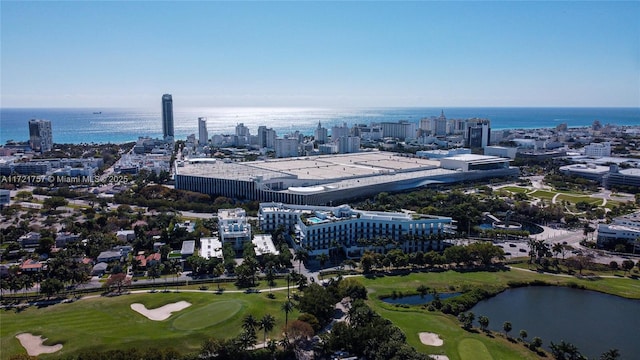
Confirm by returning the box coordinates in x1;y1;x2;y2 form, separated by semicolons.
130;301;191;321
16;333;63;356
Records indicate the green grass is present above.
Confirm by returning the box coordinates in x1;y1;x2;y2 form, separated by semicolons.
458;338;493;360
500;186;528;194
1;291;298;360
171;301;242;330
527;190;556;200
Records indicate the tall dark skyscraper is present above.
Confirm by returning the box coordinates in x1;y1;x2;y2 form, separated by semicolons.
28;119;52;153
162;94;174;140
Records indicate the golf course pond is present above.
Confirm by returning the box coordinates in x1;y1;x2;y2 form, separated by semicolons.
381;292;461;305
470;286;640;358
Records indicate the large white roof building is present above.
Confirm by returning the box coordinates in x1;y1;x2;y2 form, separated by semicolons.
175;151;517;205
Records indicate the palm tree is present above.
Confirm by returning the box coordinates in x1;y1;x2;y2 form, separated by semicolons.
236;329;257;351
478;315;489;332
266;339;278;360
317;253;329;269
242;314;258;333
503;321;512;338
552;243;563;263
20;274;34;301
519;329;528;342
281;300;294;335
294;248;308;274
600;348;620;360
259;314;276;345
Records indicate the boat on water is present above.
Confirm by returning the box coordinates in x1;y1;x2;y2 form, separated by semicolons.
93;111;102;114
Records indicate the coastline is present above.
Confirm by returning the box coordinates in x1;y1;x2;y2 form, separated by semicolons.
2;107;638;145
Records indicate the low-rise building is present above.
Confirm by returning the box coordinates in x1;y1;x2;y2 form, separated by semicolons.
97;250;122;263
55;232;81;248
605;165;640;190
259;202;454;257
181;240;195;259
18;232;41;248
252;234;279;257
559;164;609;182
116;230;136;242
20;259;43;273
200;237;223;260
597;211;640;251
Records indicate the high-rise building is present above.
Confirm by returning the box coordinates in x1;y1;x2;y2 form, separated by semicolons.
162;94;174;141
465;118;491;148
28;119;53;153
275;137;300;158
331;123;350;139
314;121;328;144
379;121;416;140
236;123;251;137
257;126;276;149
198;117;208;145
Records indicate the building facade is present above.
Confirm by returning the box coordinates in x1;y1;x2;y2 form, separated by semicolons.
275;137;300;158
28;119;53;153
259;202;454;257
218;208;252;251
314;122;328;144
198;117;208;145
597;211;640;251
584;142;611;157
465;118;491;148
162;94;174;140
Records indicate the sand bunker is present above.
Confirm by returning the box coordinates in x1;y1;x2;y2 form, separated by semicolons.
419;332;444;346
16;333;63;356
130;301;191;321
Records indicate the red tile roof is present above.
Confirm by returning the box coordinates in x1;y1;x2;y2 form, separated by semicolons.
20;259;42;271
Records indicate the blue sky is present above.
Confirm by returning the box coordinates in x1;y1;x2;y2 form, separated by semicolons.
1;1;639;108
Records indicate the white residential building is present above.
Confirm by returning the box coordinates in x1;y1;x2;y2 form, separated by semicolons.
218;208;252;251
275;138;300;158
200;237;223;260
259;202;454;257
252;234;279;257
584;142;611;157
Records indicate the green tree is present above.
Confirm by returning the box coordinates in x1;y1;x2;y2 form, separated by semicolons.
258;314;276;345
317;253;329;268
622;259;634;275
43;196;68;211
503;321;512;338
40;278;64;299
519;329;528;342
360;251;375;273
530;337;543;351
298;283;335;324
599;349;620;360
478;315;490;332
147;263;162;290
294;248;308;274
467;241;505;266
243;314;258;333
281;300;294;337
549;340;585;360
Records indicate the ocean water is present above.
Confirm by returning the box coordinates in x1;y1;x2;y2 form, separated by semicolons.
1;107;639;145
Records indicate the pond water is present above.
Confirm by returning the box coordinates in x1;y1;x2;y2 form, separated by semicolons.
470;286;640;358
381;292;460;305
